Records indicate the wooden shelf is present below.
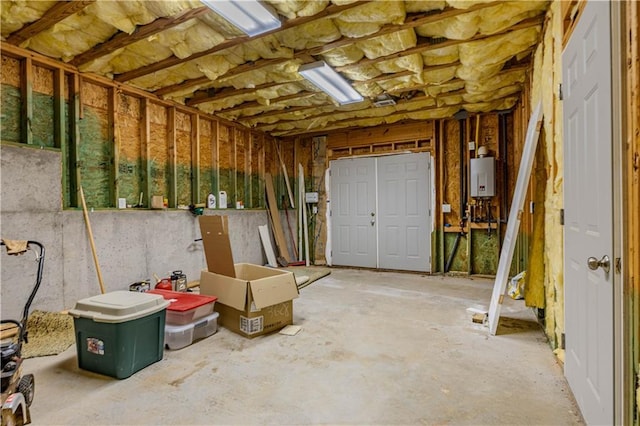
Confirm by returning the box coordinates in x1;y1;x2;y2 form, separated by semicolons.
443;223;498;233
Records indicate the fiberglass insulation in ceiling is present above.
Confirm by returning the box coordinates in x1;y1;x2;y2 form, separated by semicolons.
0;0;549;136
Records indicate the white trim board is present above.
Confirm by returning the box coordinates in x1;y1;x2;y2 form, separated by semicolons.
488;101;543;335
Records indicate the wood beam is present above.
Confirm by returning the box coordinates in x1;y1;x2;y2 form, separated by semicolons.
144;4;500;99
21;57;33;145
191;114;201;204
154;57;298;97
114;1;368;83
307;1;505;56
186;80;294;106
168;107;177;208
141;98;152;208
109;87;118;206
336;17;544;73
53;69;66;149
217;91;318;114
244;63;528;128
6;1;95;45
70;6;210;67
266;100;482;137
69;74;82;207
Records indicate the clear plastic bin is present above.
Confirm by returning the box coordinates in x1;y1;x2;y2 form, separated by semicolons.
164;311;219;350
148;289;217;325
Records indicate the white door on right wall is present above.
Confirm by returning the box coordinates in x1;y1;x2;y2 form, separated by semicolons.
563;1;614;424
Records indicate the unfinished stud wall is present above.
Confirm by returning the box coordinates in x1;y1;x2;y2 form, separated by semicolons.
116;92;143;205
299;117;526;275
0;46;290;319
0;46;279;211
529;0;566;350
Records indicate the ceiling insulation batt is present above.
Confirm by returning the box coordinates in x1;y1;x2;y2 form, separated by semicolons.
0;0;550;136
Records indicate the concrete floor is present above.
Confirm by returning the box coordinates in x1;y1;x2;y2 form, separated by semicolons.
24;268;583;425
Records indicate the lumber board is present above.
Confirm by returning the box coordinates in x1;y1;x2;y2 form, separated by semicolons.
258;225;277;268
299;164;310;266
488;101;542;335
264;172;291;263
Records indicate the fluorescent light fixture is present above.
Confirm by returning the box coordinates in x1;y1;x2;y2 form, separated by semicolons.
298;61;364;105
202;0;281;37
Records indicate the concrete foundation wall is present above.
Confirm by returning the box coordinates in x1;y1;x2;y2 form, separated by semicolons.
1;144;269;319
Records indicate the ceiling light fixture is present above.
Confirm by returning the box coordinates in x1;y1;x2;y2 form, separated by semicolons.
298;61;364;106
201;0;281;37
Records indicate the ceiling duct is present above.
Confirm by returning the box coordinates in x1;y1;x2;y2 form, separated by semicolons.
373;94;397;107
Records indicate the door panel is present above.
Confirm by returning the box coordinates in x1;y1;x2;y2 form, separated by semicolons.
563;1;614;424
330;157;377;268
377;153;431;272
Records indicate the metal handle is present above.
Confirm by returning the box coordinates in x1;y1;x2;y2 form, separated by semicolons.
371;212;375;226
587;255;610;273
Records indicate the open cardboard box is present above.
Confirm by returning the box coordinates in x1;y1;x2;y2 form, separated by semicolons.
198;216;299;338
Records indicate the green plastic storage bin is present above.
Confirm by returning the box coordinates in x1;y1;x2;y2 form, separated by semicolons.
69;291;170;379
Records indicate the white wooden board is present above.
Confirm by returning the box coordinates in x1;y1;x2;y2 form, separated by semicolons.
258;224;277;267
488;101;543;335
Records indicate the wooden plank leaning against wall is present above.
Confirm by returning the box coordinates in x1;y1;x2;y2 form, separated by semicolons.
0;43;280;211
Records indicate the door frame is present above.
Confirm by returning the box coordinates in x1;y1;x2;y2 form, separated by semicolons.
328;152;433;272
610;2;633;424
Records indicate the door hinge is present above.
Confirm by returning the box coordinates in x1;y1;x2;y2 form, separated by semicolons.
560;208;564;225
558;84;563;100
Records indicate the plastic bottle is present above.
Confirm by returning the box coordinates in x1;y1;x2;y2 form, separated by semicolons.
207;193;216;208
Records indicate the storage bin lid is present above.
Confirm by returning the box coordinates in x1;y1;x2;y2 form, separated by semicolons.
148;289;217;312
68;291;170;323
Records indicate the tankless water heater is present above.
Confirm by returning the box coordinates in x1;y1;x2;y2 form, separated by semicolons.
470;157;495;198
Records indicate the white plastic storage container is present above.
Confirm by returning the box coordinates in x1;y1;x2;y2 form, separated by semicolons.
148;289;217;325
164;311;219;350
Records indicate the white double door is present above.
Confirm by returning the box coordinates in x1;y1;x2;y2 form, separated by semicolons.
330;152;431;272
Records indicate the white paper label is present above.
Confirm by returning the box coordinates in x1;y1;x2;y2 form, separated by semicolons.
86;338;104;355
240;316;263;335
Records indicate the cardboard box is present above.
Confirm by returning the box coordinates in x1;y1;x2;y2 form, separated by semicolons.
198;216;299;338
151;195;164;209
199;264;298;338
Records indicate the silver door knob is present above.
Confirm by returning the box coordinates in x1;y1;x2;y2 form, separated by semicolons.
587;255;610;273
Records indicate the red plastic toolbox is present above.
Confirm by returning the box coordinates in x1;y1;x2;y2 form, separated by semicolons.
148;290;217;325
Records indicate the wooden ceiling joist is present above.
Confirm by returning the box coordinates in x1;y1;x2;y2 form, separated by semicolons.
336;16;544;73
266;101;474;137
307;1;505;57
186;80;292;106
6;0;96;45
217;91;318;114
114;1;369;83
70;6;210;67
153;57;299;97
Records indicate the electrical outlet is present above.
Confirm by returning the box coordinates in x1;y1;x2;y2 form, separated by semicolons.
468;141;476;151
305;192;319;203
442;204;451;213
